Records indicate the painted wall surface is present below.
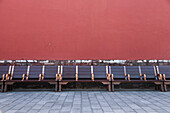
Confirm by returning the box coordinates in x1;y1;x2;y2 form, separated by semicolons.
0;0;170;60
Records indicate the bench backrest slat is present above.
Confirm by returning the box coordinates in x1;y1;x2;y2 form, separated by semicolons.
141;66;156;79
78;66;91;79
111;66;125;79
0;66;10;79
158;66;170;78
13;66;27;79
29;66;42;79
63;66;76;79
126;66;140;78
93;66;107;79
44;66;58;79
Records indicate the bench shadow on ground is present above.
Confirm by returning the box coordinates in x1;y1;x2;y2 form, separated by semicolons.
2;82;169;92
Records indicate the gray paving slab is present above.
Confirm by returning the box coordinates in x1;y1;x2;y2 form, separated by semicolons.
0;91;170;113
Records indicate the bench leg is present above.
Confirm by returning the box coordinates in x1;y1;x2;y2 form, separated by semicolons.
161;84;164;92
108;83;111;92
155;85;158;91
4;84;7;92
59;84;62;92
164;84;167;92
11;85;13;91
1;85;3;92
112;84;115;92
55;84;58;92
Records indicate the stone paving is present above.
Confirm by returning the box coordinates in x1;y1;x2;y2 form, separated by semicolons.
0;91;170;113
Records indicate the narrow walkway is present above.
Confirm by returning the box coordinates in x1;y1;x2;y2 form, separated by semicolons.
0;91;170;113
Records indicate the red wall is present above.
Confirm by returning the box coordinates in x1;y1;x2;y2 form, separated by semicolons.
0;0;170;60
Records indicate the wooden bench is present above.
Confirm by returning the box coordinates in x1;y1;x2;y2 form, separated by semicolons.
110;66;164;91
4;65;60;92
0;66;11;92
156;66;170;92
58;65;111;91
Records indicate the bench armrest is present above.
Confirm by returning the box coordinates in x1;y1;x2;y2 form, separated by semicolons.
143;74;146;81
111;74;114;81
140;74;147;81
128;74;130;80
162;74;166;80
76;73;78;81
157;74;162;80
6;74;11;80
107;74;114;81
59;74;62;81
22;74;26;81
107;74;109;80
39;74;44;81
39;74;41;81
2;74;5;81
91;73;94;81
1;74;5;81
125;74;130;80
56;74;58;81
26;74;29;80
